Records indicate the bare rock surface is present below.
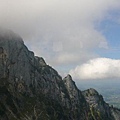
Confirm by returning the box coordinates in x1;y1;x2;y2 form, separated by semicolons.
0;30;120;120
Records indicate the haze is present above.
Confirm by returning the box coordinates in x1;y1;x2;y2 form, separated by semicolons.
0;0;120;82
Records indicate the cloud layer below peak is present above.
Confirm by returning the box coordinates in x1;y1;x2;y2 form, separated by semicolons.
69;58;120;80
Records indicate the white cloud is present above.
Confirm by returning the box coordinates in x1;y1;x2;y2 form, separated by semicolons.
69;58;120;80
0;0;120;73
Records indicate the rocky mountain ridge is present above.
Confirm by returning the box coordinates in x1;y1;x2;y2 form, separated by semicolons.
0;30;120;120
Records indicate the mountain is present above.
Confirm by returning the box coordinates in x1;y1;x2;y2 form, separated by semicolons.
0;30;120;120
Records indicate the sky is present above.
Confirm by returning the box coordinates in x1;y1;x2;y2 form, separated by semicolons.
0;0;120;82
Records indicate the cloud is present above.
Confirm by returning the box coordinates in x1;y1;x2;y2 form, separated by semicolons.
0;0;120;73
69;58;120;80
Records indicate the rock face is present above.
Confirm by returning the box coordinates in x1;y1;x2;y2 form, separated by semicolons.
0;30;120;120
82;88;114;120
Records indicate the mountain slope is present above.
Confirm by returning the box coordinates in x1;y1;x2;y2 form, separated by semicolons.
0;30;120;120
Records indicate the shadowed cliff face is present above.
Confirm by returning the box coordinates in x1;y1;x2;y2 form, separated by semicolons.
0;30;120;120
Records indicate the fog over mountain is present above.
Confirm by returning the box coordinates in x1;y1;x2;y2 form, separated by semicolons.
0;0;120;80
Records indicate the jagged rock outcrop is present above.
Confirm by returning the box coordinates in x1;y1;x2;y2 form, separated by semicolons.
63;74;91;119
0;30;120;120
82;88;114;120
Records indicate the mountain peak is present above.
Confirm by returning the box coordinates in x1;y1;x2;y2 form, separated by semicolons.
63;74;78;91
35;56;46;66
0;28;23;43
63;74;72;81
82;88;99;98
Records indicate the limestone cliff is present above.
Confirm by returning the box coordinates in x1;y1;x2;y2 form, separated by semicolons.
0;30;120;120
